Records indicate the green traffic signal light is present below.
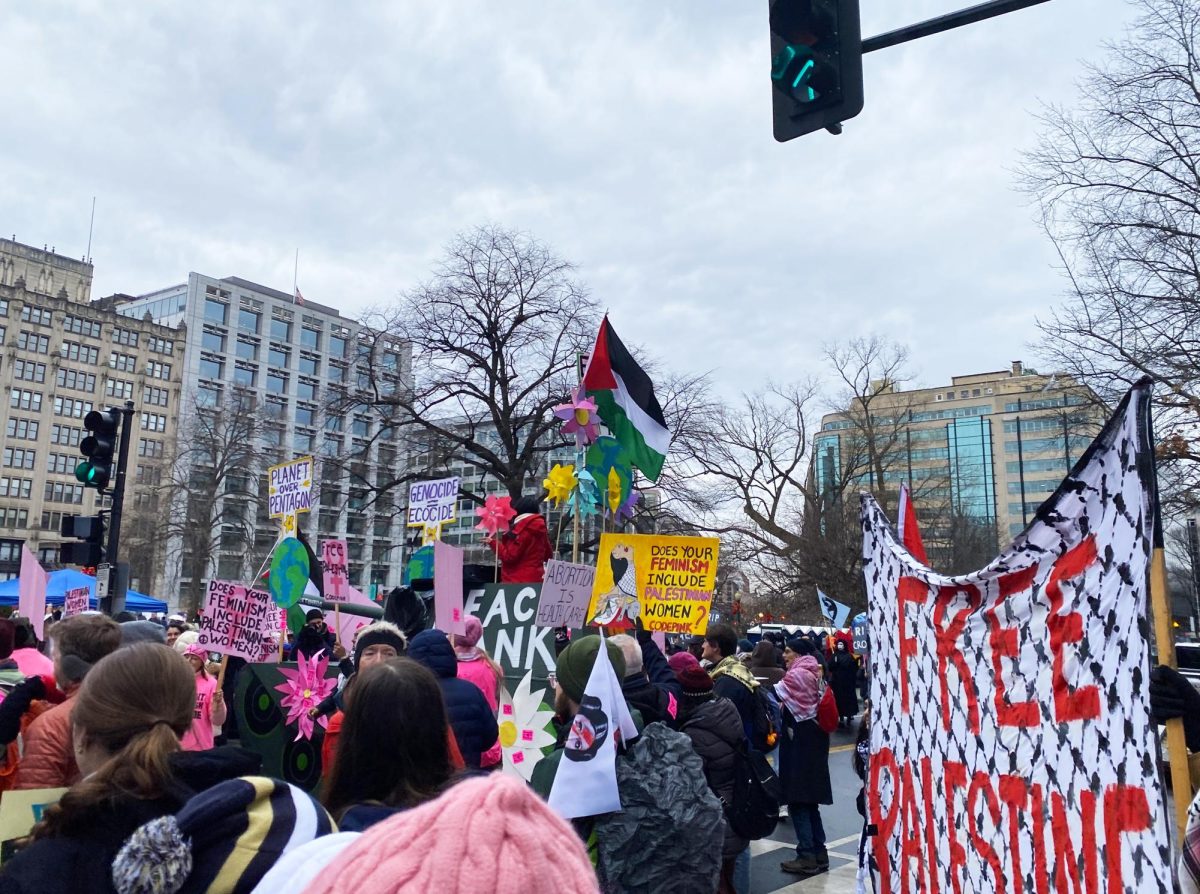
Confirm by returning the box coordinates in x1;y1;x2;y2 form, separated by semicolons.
772;44;819;103
78;407;120;491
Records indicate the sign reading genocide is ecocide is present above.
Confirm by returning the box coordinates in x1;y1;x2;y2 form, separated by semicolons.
407;477;461;528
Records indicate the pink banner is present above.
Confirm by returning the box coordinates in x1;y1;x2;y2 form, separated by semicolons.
321;539;350;603
196;580;281;662
18;547;47;640
433;541;465;636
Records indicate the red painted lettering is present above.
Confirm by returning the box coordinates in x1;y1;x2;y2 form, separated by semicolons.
1103;785;1151;892
933;584;982;734
943;761;969;894
898;577;928;715
920;757;941;894
871;748;901;894
1050;790;1097;894
1045;538;1101;723
1030;783;1050;894
900;760;928;894
968;772;1007;894
988;567;1041;728
998;775;1028;894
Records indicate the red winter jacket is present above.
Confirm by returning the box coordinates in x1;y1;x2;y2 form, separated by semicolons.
493;514;553;583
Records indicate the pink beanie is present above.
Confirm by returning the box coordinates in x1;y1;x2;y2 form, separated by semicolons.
452;615;483;653
668;651;700;674
301;774;598;894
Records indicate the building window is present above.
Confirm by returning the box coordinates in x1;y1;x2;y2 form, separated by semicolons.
270;318;291;342
351;416;370;437
0;508;29;529
294;431;314;452
329;334;348;358
51;425;82;447
297;379;317;401
266;371;288;395
109;352;137;372
197;382;222;407
0;478;33;499
238;308;261;333
140;413;168;433
12;360;45;383
54;397;91;419
199;357;224;379
146;361;171;380
136;465;162;485
148;337;174;355
106;379;134;400
5;419;39;441
233;365;257;388
63;341;100;364
301;326;320;349
20;306;52;326
43;482;84;505
205;299;228;325
265;397;288;419
298;355;319;376
326;363;345;383
57;370;96;393
17;331;50;353
268;346;289;368
46;453;75;475
138;438;165;458
113;327;140;347
63;315;101;338
3;448;36;470
142;385;170;407
236;338;258;361
201;329;225;352
9;389;42;411
295;405;315;426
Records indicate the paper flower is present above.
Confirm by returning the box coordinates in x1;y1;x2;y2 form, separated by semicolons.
612;488;641;523
569;470;599;519
543;463;578;507
606;468;623;514
274;651;337;742
498;671;558;782
475;494;516;535
553;389;600;447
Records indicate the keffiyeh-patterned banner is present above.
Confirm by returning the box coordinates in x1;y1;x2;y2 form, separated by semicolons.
861;382;1171;892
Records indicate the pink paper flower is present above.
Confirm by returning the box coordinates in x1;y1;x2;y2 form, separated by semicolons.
553;389;600;447
475;494;516;535
274;651;337;742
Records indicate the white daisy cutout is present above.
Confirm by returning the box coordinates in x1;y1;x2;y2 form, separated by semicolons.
498;670;557;782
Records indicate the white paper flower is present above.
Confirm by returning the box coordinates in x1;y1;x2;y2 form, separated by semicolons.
498;670;557;782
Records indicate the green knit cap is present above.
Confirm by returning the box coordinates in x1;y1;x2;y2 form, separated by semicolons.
555;635;626;703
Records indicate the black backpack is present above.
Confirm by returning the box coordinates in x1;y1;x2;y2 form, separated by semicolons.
724;742;781;840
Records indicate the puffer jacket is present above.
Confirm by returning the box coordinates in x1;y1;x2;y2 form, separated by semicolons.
679;696;749;859
408;630;498;768
493;513;552;583
456;655;502;767
13;693;78;790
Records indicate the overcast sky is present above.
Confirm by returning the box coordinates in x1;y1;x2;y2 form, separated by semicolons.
1;1;1140;403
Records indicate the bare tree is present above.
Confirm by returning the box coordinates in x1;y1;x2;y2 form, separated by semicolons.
1022;0;1200;516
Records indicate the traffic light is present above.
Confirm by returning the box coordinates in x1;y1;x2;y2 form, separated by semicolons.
59;514;105;566
770;0;864;141
77;407;120;490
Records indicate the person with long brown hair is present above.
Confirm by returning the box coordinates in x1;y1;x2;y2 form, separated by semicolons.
0;643;257;894
322;657;459;831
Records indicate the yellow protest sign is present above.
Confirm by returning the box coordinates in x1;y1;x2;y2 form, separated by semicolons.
587;533;719;635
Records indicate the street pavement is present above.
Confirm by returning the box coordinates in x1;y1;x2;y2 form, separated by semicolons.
752;722;864;894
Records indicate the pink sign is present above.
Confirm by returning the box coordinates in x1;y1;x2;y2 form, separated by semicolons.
433;541;465;636
63;586;90;618
18;547;47;640
321;539;350;603
196;580;281;662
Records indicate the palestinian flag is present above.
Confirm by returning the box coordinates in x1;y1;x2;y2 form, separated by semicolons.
582;317;671;482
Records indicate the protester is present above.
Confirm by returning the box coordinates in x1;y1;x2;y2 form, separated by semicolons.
305;774;598;894
179;643;226;751
748;640;784;687
0;643;257;892
111;776;334;894
611;632;681;728
10;620;51;678
407;629;498;768
676;664;749;894
451;616;504;769
294;609;338;661
775;638;832;876
668;650;701;675
323;658;459;830
829;639;859;728
486;495;553;583
704;624;769;751
119;620;166;647
14;614;122;790
165;621;187;649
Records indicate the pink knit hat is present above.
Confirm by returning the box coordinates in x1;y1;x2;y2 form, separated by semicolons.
451;615;483;657
667;651;700;674
300;774;598;894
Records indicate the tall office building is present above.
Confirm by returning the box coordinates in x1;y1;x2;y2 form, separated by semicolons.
0;239;184;593
110;273;410;608
814;361;1102;550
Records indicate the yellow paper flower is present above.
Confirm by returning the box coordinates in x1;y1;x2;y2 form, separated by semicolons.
607;467;623;513
543;463;578;507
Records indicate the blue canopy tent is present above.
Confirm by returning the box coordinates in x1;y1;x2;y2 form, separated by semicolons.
0;569;167;613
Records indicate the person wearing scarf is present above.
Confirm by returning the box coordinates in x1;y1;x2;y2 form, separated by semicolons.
774;638;833;877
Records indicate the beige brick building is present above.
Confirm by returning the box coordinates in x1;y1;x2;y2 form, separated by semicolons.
0;239;184;596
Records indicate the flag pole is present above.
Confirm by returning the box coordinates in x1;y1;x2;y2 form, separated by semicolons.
1140;378;1192;842
293;248;299;302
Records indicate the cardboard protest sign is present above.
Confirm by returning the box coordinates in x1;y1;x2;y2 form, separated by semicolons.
587;533;719;634
0;787;67;863
321;539;350;603
18;547;46;640
464;583;556;692
197;580;283;663
62;586;90;617
407;476;461;535
268;456;313;535
535;560;595;629
860;382;1170;892
433;540;465;635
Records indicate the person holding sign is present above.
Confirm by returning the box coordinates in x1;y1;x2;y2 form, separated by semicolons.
179;644;226;752
486;496;553;584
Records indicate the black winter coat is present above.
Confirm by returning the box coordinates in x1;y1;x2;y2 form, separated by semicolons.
830;651;859;718
293;624;337;661
777;705;831;806
0;746;261;894
408;630;499;768
621;632;683;728
680;697;749;859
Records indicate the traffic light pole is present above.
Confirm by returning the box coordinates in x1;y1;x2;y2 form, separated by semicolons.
101;400;136;615
862;0;1052;54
